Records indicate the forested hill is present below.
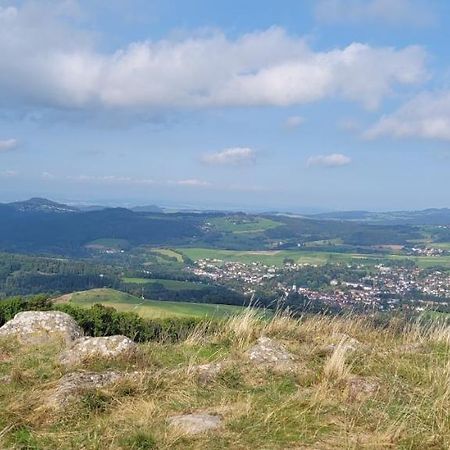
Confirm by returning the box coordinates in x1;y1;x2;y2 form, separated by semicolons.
0;198;443;256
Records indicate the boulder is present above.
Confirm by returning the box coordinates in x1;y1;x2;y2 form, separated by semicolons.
59;335;137;367
0;311;83;345
247;337;295;370
347;376;380;401
46;371;124;409
317;334;363;356
168;413;222;435
192;362;224;384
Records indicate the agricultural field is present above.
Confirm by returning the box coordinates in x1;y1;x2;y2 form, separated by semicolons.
150;248;184;262
59;288;245;319
121;277;208;290
85;238;130;250
209;216;282;234
176;247;450;269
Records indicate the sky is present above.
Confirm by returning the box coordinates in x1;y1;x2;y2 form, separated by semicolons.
0;0;450;212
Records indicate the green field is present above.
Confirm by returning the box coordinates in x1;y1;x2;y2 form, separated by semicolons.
65;288;244;319
176;247;450;268
151;248;184;262
121;277;207;290
210;216;282;234
85;238;130;249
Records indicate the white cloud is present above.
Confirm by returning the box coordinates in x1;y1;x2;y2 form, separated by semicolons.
0;4;428;112
175;179;211;187
0;139;18;152
365;91;450;141
315;0;435;26
284;116;304;129
56;173;210;187
67;174;155;185
201;147;256;166
0;170;18;177
307;153;351;168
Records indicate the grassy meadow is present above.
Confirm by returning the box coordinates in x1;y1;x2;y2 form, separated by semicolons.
2;310;450;448
60;288;244;319
175;247;450;268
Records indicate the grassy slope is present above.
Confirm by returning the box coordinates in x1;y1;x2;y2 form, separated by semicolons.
67;288;244;319
1;312;450;449
176;247;450;268
209;216;282;234
121;277;207;290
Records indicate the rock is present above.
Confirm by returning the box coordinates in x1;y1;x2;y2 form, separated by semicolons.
347;376;380;401
317;334;363;356
59;335;137;367
46;371;124;409
168;413;222;435
192;362;224;384
396;342;423;353
0;311;83;345
0;375;12;384
247;337;295;369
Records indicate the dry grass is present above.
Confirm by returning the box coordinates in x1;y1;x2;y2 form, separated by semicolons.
1;311;450;449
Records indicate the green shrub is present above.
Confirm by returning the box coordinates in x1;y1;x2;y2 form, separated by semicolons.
0;295;211;343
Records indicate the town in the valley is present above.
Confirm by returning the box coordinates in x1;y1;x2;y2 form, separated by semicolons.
190;256;450;313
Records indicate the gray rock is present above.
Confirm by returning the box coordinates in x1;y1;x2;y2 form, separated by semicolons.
46;371;124;409
317;334;363;356
0;311;83;345
247;337;295;367
347;376;380;401
168;413;222;435
193;362;224;384
59;335;137;367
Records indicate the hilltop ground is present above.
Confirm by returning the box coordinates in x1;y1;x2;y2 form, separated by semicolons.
1;310;450;449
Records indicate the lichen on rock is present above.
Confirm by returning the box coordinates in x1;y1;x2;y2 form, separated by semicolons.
0;311;83;345
59;335;137;367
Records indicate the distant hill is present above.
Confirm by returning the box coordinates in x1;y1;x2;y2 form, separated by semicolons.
7;197;79;213
131;204;164;213
310;208;450;225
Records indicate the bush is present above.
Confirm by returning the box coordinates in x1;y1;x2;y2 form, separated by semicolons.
0;295;210;342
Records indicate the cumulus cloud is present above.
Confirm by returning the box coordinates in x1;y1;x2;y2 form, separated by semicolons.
0;4;428;112
175;179;211;187
284;116;304;129
315;0;435;26
201;147;256;166
307;153;351;168
0;139;18;152
365;91;450;141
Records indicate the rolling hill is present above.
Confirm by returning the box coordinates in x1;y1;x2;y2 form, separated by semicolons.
56;288;245;319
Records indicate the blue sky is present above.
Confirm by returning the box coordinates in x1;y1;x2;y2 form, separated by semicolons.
0;0;449;211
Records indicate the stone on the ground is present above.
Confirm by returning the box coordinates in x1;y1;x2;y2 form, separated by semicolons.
317;333;363;356
396;342;423;353
247;337;295;369
59;335;137;367
192;362;224;384
168;413;222;435
347;376;380;401
46;371;124;409
0;311;83;345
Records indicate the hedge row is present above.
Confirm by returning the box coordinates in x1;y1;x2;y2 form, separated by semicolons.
0;295;210;342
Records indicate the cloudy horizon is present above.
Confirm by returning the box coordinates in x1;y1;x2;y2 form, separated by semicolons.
1;0;449;212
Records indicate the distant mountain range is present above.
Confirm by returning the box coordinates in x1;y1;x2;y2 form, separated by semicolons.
308;208;450;225
2;198;450;226
0;198;448;256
